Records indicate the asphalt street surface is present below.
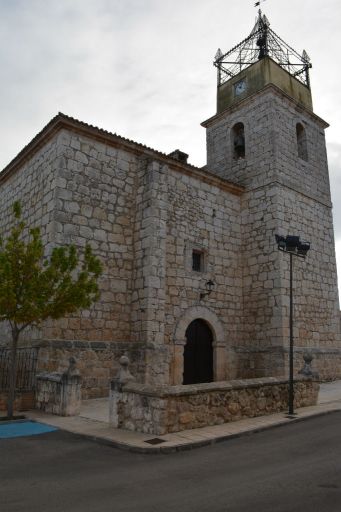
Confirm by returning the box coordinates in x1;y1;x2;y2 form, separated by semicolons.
1;412;341;512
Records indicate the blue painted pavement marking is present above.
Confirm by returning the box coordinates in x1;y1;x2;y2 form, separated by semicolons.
0;420;58;439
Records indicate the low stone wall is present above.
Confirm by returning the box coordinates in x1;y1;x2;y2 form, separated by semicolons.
36;340;146;399
110;377;319;435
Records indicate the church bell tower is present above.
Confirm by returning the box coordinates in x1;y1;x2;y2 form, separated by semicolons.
202;11;341;379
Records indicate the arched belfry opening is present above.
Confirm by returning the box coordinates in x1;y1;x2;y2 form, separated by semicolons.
183;319;213;385
232;122;245;159
296;122;308;161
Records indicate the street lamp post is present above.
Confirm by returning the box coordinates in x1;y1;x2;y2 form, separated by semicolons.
275;235;310;416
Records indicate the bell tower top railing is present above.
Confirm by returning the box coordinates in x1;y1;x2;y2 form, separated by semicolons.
214;10;312;89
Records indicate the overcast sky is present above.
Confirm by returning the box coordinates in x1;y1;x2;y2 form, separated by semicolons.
1;0;341;291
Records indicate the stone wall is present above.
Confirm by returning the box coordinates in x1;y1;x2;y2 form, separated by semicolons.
165;167;243;384
110;377;319;435
44;129;138;343
0;104;340;398
0;122;245;391
0;136;59;343
205;86;330;203
235;182;341;380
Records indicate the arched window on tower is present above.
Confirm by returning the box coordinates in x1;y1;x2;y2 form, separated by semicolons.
232;122;245;160
296;123;308;161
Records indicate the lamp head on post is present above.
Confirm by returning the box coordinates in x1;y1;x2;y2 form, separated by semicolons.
297;241;310;257
275;234;310;258
274;232;310;418
285;236;300;252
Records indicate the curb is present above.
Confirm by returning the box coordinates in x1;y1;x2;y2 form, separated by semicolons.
52;407;341;455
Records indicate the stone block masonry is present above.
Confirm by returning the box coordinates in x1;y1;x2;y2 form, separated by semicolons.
203;84;341;380
0;115;246;392
0;98;340;399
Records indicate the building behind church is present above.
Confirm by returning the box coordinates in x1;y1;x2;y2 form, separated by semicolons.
1;12;340;399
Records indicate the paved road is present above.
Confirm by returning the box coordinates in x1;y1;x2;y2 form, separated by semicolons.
1;413;341;512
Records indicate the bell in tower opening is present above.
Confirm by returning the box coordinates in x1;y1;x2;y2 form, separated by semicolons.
233;123;245;159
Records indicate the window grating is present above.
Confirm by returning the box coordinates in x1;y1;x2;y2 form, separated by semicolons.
192;251;203;272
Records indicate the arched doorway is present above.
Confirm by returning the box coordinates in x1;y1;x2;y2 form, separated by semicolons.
183;319;213;385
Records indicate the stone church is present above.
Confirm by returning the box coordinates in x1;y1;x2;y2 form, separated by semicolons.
1;12;340;399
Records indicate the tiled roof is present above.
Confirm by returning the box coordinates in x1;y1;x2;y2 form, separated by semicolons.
0;112;244;195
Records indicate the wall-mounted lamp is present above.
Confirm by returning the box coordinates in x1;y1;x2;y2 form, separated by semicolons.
200;280;215;300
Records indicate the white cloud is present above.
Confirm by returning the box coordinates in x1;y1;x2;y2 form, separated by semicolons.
1;0;341;292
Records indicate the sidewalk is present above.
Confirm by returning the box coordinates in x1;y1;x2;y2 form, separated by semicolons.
24;380;341;453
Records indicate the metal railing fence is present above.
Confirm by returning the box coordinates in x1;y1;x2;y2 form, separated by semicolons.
0;347;39;391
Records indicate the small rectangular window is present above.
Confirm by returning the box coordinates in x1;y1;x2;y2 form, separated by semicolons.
192;250;203;272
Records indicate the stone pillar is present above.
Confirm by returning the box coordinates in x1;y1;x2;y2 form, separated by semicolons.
109;378;121;428
133;159;170;385
109;355;135;428
35;357;82;416
60;373;82;416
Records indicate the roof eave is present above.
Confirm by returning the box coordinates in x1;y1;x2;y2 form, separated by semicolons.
0;113;245;197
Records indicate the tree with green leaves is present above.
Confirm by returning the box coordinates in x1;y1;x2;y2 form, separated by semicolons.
0;202;102;418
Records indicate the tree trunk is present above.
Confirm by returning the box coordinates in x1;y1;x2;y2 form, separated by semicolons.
7;327;20;419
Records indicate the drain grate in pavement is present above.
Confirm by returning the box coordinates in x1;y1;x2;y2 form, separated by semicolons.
144;437;166;445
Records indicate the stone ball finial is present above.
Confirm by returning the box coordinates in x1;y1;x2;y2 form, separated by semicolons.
63;356;80;378
117;355;135;385
303;352;313;365
119;355;130;368
299;351;319;379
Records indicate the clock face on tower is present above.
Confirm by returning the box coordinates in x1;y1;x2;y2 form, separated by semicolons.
234;79;247;96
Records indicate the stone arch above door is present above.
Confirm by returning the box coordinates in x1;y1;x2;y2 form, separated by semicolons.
174;306;225;345
172;306;226;385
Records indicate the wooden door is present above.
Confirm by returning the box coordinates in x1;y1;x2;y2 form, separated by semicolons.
183;319;213;385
